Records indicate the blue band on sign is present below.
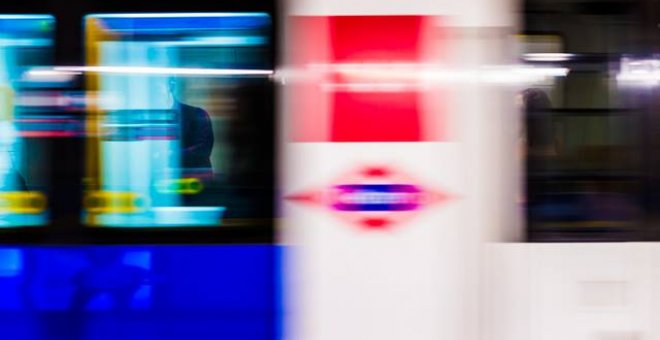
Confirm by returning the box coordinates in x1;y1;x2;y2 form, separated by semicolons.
331;184;422;212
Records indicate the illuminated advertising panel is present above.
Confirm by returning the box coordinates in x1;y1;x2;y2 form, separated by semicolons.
0;15;54;227
83;13;272;227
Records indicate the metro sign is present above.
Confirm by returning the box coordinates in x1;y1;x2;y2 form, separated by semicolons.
286;165;454;230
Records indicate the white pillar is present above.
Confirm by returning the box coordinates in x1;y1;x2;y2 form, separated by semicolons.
280;0;521;339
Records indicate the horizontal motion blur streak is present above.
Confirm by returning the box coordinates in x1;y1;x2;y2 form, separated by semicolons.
27;66;274;77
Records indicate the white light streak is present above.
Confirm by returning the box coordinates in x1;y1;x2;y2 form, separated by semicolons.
48;66;273;77
617;58;660;86
24;68;81;82
617;71;660;86
0;15;53;20
276;63;569;85
523;53;574;62
87;13;268;19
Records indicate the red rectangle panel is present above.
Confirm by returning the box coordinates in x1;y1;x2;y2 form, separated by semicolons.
289;15;444;143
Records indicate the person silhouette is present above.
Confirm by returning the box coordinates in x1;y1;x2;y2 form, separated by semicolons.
167;77;214;175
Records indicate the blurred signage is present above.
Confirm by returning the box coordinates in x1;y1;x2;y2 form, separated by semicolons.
13;91;88;137
286;165;452;229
